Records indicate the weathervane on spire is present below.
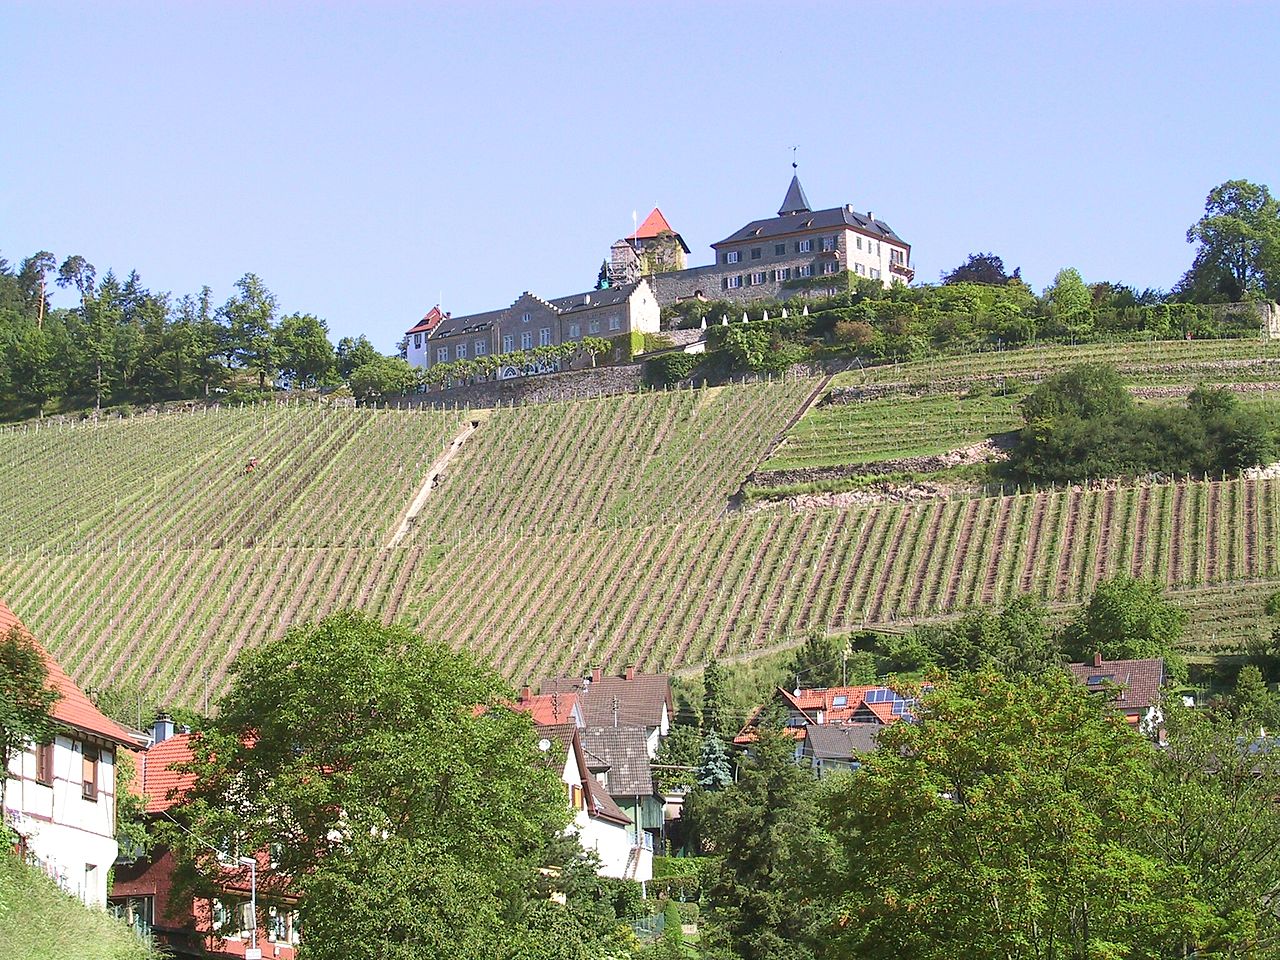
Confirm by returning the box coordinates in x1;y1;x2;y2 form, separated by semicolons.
791;144;799;171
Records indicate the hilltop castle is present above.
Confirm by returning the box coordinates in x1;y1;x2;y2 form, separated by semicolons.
609;172;912;304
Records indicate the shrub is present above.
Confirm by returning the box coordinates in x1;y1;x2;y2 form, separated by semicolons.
645;352;700;386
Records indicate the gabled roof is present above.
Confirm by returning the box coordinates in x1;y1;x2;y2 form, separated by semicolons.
580;726;655;799
804;722;881;761
538;723;631;826
778;174;811;216
713;205;907;249
427;282;645;340
628;208;691;254
140;733;197;814
1067;657;1166;712
515;690;582;727
777;684;916;725
541;667;673;729
405;305;446;336
0;600;140;748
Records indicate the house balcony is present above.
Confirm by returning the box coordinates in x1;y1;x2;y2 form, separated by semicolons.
890;262;915;281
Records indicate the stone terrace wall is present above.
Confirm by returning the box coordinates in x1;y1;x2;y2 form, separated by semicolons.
398;363;647;409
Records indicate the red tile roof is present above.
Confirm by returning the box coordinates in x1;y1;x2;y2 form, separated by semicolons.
0;600;140;747
514;691;580;726
404;305;446;336
141;733;197;813
628;208;676;241
1067;657;1166;713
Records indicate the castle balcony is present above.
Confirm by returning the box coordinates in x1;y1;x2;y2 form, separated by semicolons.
890;262;915;281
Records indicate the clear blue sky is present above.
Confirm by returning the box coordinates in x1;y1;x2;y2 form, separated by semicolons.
2;2;1276;351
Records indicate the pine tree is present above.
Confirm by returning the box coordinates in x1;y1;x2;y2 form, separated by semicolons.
696;731;733;790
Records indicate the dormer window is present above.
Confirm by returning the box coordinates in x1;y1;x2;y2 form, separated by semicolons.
832;695;848;707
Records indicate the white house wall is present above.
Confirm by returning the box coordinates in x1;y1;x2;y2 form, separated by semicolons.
4;732;120;906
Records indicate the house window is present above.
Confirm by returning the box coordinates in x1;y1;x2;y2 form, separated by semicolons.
750;247;762;260
570;784;584;810
82;745;99;801
608;317;621;331
589;319;601;334
539;327;552;346
520;332;532;350
796;239;812;253
413;333;423;349
455;344;467;360
725;250;740;264
856;236;863;250
436;347;448;363
870;267;881;280
853;263;866;276
521;311;531;323
774;268;790;281
268;907;300;944
798;264;813;277
36;742;53;785
727;275;742;289
752;272;766;285
211;898;232;934
502;335;514;353
109;896;154;936
891;248;905;264
822;236;836;252
774;243;786;256
474;340;487;356
568;322;581;338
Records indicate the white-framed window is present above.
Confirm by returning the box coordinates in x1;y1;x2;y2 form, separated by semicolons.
774;243;786;255
455;344;467;360
752;272;766;285
521;311;531;323
568;322;581;338
822;236;836;252
413;333;423;349
798;264;813;277
436;346;448;363
796;239;812;253
822;261;839;275
891;248;905;264
502;335;513;353
589;319;601;334
608;317;621;331
268;906;300;945
539;327;552;346
870;267;881;280
774;268;790;281
727;275;742;288
726;250;740;264
520;332;532;350
856;236;863;250
475;340;487;356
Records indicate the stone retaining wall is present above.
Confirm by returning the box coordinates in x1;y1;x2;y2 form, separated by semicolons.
398;363;647;409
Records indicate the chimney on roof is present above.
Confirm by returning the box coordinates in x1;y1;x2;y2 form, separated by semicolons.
591;666;603;683
1094;651;1103;668
152;714;175;745
520;686;531;701
867;211;875;221
846;203;854;214
625;664;636;681
582;294;591;305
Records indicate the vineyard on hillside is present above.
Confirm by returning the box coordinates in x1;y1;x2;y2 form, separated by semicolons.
3;472;1278;704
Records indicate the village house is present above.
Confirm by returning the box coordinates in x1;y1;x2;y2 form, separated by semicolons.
628;172;913;305
109;721;299;960
2;600;144;908
541;665;673;759
1067;654;1168;733
404;280;660;374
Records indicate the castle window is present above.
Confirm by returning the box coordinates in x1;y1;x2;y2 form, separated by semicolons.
822;236;836;252
870;267;881;280
856;236;863;250
796;239;812;253
726;251;740;264
774;268;790;282
727;275;742;289
568;323;581;338
520;332;533;350
822;262;839;275
521;311;531;323
455;344;467;360
475;340;487;356
609;317;621;331
589;319;601;334
774;244;786;256
750;248;761;260
436;347;449;363
502;335;514;353
413;333;423;349
891;248;904;264
751;272;766;285
798;264;813;277
539;327;552;346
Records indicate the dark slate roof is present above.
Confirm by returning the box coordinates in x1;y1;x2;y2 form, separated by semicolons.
713;205;906;248
581;726;655;798
778;174;811;216
428;282;643;340
541;670;673;728
805;722;882;761
537;722;632;826
1066;658;1167;710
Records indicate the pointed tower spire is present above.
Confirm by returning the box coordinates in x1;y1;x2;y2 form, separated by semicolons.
778;171;810;216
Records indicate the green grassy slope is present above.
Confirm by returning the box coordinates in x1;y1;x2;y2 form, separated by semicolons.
0;854;157;960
